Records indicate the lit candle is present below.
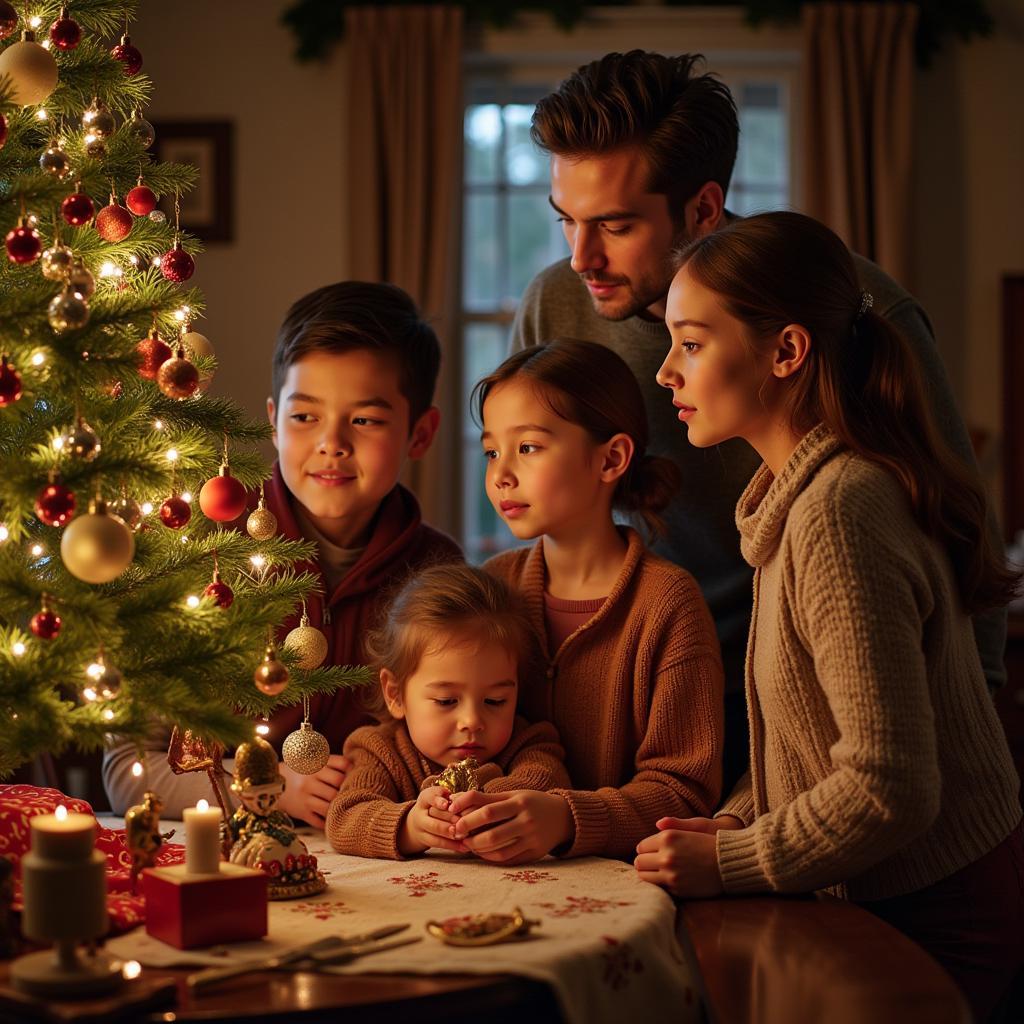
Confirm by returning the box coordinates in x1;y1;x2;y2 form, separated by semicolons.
183;799;222;875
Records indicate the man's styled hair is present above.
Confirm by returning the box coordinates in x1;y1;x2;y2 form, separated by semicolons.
531;51;739;223
272;281;441;425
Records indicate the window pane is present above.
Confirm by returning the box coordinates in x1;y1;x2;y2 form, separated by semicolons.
504;104;546;186
465;104;501;184
464;192;500;311
461;323;516;563
506;190;562;305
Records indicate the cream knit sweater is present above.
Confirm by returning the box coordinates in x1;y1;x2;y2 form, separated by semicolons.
717;425;1021;901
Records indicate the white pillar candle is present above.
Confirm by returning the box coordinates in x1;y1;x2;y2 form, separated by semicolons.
22;806;106;942
183;799;222;875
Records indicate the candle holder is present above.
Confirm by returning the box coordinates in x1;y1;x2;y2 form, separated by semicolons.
10;808;123;997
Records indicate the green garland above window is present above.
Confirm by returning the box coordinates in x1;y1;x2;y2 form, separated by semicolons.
282;0;993;68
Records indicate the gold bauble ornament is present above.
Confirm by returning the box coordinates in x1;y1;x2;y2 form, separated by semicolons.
282;721;330;775
283;612;327;670
254;643;289;695
40;244;73;281
156;346;199;399
60;497;135;584
65;417;101;460
232;734;281;792
67;257;95;299
246;501;277;542
180;329;215;392
0;31;59;106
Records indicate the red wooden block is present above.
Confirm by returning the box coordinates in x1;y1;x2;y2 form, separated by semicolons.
142;863;267;949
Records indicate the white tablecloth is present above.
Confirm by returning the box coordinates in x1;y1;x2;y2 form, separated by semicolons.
103;822;701;1024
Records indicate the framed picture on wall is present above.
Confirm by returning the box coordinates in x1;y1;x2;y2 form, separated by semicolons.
151;121;234;243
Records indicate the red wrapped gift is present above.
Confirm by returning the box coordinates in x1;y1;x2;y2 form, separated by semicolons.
0;785;185;935
142;863;267;949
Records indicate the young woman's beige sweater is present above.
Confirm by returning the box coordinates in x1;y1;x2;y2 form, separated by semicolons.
716;425;1021;901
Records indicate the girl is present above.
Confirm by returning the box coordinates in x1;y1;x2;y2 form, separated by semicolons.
446;339;724;864
639;211;1023;1020
325;562;569;859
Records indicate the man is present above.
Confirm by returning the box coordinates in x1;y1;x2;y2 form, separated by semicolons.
510;50;1006;793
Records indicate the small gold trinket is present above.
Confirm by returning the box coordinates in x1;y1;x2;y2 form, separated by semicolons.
434;756;480;793
426;907;539;947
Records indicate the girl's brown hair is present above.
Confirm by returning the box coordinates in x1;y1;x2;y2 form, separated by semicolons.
472;338;680;538
363;563;534;717
676;211;1019;614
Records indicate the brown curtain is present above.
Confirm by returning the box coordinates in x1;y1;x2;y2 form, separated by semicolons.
345;6;463;535
801;2;918;284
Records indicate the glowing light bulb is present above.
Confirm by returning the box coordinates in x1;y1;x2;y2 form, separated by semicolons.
122;961;142;981
0;525;8;542
180;535;188;544
35;107;47;121
131;761;143;778
52;436;64;451
82;686;98;702
166;448;178;462
186;595;200;608
153;419;164;430
86;661;103;679
181;491;192;503
30;543;43;557
250;555;266;569
128;254;140;266
103;708;115;721
255;723;270;736
40;38;50;49
31;351;45;366
151;256;162;268
12;641;26;656
29;15;42;28
99;261;121;278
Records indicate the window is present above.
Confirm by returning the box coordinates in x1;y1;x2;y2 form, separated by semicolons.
459;63;794;563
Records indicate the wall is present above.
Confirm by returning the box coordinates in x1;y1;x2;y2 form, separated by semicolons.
914;0;1024;502
133;1;348;431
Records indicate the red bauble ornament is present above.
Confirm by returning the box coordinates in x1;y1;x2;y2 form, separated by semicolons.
126;183;156;216
0;112;7;150
61;191;95;226
6;218;41;264
95;202;132;242
49;7;81;50
0;1;16;40
35;480;76;527
159;495;191;529
0;355;22;406
30;606;62;640
199;467;248;522
160;243;194;283
203;571;234;609
136;328;172;380
111;34;142;75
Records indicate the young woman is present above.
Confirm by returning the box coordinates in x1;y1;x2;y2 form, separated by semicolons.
444;339;724;864
638;211;1022;1020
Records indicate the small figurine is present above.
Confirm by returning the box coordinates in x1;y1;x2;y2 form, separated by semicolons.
227;735;326;899
125;790;164;893
433;756;481;793
426;907;540;947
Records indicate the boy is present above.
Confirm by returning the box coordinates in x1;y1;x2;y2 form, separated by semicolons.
103;282;462;826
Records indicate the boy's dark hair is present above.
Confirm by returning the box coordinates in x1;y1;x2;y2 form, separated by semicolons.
531;50;739;224
272;281;441;426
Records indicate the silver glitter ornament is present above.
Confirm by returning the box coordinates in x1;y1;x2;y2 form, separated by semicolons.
282;698;330;775
48;287;89;332
39;143;70;178
283;612;328;670
41;243;73;281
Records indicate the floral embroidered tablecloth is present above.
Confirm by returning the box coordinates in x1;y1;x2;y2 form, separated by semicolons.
104;826;701;1024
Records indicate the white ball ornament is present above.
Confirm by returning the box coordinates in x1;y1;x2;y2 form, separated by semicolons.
60;498;135;584
0;31;59;106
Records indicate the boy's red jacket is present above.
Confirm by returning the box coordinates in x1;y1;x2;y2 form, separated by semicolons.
259;462;463;751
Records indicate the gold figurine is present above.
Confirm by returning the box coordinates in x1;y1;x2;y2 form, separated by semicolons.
125;790;164;892
433;756;480;793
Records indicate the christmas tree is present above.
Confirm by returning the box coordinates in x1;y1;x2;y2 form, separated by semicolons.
0;0;370;779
